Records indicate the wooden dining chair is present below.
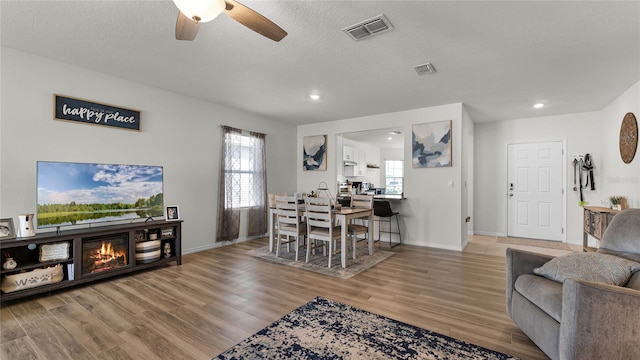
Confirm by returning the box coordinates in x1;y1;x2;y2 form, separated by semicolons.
275;195;306;261
348;194;373;259
304;196;341;268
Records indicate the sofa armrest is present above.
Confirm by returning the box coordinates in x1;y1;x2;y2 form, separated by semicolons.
560;279;640;360
505;248;555;317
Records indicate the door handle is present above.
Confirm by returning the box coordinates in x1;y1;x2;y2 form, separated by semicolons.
509;193;514;197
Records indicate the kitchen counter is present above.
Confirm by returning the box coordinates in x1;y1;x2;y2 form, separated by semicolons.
374;194;405;200
337;194;406;202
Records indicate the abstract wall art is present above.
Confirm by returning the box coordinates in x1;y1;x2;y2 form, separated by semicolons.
303;135;327;171
412;120;452;168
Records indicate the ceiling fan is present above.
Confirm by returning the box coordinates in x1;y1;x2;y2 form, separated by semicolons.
172;0;287;42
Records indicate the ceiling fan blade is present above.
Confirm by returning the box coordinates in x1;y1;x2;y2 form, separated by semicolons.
175;11;200;41
224;0;287;42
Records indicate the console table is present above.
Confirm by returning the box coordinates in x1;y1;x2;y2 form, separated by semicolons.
583;206;618;251
1;220;182;301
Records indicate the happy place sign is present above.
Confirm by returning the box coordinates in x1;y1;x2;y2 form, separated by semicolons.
54;94;141;131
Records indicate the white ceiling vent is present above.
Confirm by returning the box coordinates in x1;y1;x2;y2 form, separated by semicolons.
343;15;393;41
413;63;437;75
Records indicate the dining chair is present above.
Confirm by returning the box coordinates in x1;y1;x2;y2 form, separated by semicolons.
304;196;341;268
374;200;401;248
348;194;373;259
275;195;306;261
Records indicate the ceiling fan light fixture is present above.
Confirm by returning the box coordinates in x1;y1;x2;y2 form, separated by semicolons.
172;0;225;23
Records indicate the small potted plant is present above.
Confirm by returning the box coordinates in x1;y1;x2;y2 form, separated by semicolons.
609;196;623;210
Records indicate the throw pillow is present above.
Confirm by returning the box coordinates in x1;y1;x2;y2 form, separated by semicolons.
534;252;640;286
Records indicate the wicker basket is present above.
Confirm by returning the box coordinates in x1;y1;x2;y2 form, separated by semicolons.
1;264;64;293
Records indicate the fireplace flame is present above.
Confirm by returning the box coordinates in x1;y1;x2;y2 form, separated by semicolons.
90;241;127;270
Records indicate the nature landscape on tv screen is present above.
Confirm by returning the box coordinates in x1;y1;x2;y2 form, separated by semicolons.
37;162;163;228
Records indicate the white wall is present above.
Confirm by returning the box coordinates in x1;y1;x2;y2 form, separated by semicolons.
599;81;640;208
474;111;600;244
0;48;297;253
298;103;470;251
474;81;639;245
461;105;474;239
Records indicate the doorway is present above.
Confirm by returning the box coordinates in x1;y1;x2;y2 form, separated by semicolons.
507;141;565;241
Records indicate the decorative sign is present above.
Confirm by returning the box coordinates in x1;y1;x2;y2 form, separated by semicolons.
39;242;70;262
54;94;141;131
619;112;638;164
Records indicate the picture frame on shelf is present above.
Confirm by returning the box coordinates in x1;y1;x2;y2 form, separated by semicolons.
166;205;180;221
0;218;16;241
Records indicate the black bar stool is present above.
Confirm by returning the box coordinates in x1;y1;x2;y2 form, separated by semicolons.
373;200;401;248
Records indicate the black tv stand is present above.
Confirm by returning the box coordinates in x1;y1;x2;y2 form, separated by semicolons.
0;220;182;302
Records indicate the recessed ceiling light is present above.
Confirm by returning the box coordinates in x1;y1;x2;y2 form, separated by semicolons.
309;94;321;101
533;103;545;109
387;137;393;140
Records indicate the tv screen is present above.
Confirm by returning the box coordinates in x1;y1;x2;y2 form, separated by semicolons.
37;161;164;228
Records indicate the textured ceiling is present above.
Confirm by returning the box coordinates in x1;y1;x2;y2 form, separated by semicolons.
1;1;639;125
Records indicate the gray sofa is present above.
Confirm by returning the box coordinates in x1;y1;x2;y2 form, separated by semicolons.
506;208;640;360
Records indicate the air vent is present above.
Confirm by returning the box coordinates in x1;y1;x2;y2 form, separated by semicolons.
343;15;393;41
413;63;437;76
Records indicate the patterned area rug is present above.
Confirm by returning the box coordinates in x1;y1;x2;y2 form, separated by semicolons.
497;236;572;250
247;244;394;279
213;297;520;360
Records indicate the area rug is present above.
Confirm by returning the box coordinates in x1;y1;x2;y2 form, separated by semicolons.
247;244;393;279
497;236;572;250
213;297;519;360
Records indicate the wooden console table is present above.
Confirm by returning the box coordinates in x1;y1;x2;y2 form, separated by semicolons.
583;206;618;251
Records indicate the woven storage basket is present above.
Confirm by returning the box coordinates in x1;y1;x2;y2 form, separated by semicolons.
1;264;64;293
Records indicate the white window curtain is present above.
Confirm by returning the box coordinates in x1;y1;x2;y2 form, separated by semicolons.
216;126;267;241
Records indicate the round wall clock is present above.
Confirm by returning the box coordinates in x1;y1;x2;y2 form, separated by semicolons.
619;112;638;164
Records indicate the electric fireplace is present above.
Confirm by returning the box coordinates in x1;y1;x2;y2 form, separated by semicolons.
81;234;129;275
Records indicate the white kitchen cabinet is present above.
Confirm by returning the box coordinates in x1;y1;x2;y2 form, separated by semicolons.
343;145;354;161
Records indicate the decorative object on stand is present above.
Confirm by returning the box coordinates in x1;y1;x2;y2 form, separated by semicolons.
38;242;70;262
609;196;628;211
166;205;180;221
54;94;141;131
0;218;16;241
164;242;172;258
316;181;335;205
2;252;17;270
619;112;638;164
303;135;327;171
17;213;36;238
412;120;452;168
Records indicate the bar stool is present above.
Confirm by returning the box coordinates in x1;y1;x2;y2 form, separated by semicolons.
374;200;401;248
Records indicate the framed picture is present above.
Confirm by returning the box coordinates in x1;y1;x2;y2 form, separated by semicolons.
303;135;327;171
166;206;180;221
412;120;452;168
0;218;16;241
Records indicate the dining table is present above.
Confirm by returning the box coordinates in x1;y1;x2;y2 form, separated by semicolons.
268;205;374;268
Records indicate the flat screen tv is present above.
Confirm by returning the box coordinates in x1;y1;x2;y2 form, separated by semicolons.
37;161;164;229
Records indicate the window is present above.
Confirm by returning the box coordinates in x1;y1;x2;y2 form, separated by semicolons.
226;131;263;208
385;160;404;195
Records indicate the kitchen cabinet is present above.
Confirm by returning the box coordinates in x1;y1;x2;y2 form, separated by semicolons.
343;146;354;161
356;149;366;176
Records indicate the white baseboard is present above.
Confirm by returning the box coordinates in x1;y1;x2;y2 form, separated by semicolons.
473;230;505;237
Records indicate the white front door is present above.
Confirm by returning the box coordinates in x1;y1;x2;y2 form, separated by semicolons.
507;141;564;241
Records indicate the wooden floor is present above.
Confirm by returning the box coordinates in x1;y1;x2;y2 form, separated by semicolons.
1;235;578;360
